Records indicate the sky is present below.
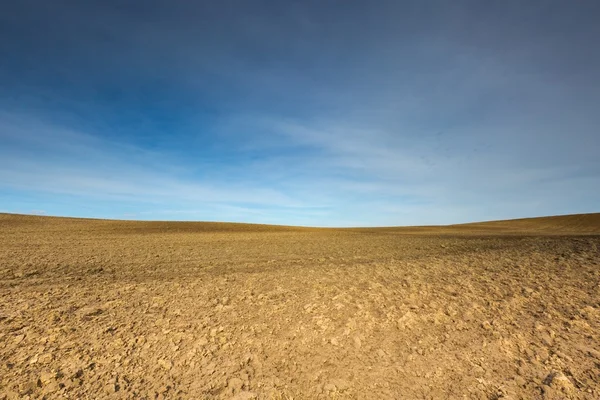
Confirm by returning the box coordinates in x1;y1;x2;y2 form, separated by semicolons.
1;1;599;227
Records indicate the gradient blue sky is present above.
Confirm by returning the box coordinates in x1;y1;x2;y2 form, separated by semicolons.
1;1;599;226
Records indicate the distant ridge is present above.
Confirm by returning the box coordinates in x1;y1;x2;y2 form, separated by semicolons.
457;213;600;232
1;212;599;235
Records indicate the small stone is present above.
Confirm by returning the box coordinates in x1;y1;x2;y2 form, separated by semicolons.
39;371;55;385
158;359;173;370
540;333;554;347
14;334;25;344
330;338;339;346
580;306;597;320
66;377;82;389
534;323;544;331
522;287;535;297
19;380;38;395
353;337;362;348
38;353;53;363
543;371;574;393
473;365;485;378
104;383;119;393
79;306;103;318
536;347;549;362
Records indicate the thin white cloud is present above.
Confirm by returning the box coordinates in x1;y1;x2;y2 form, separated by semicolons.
1;106;599;226
0;113;311;209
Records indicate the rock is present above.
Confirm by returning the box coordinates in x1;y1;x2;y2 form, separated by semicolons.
104;383;119;393
472;365;485;378
158;359;173;370
535;347;550;362
38;353;53;363
330;338;339;346
543;371;575;393
39;371;55;385
397;311;416;329
19;380;38;395
522;287;535;297
81;306;104;316
540;333;554;347
353;337;362;348
580;306;597;320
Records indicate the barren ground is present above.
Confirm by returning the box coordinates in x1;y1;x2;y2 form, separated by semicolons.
1;213;599;399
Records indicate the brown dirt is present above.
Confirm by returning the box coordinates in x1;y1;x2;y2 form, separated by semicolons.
1;212;599;399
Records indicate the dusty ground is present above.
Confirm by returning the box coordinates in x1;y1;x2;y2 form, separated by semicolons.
0;213;599;399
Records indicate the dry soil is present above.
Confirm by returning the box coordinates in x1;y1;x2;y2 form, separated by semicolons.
0;213;599;399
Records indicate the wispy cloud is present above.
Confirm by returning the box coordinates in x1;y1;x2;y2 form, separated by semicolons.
2;105;599;226
0;113;318;214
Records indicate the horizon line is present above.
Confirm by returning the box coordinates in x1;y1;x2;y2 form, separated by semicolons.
2;211;599;230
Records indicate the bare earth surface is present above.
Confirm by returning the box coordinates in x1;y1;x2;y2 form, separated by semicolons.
1;213;599;399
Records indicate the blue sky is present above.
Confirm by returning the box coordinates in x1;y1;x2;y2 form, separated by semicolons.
1;1;599;226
